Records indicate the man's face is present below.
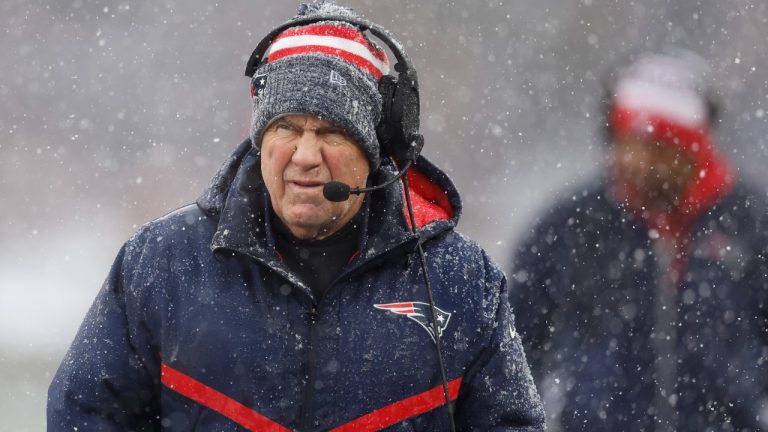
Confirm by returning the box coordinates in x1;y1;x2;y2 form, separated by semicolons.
613;134;696;209
261;114;370;240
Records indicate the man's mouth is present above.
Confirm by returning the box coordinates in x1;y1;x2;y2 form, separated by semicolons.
288;179;325;189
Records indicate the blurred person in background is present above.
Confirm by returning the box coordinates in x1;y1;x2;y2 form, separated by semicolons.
47;2;544;431
509;47;768;431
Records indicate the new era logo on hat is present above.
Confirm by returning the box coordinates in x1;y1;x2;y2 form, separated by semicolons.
266;23;390;79
329;70;347;86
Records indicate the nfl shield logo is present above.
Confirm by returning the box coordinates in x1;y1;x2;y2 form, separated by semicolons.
251;72;268;99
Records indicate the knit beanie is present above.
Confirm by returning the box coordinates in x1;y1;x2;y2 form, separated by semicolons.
609;47;714;147
249;2;389;169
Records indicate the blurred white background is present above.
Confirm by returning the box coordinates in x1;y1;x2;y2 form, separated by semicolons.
2;0;767;429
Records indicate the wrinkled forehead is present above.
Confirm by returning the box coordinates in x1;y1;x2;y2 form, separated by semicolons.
265;113;353;134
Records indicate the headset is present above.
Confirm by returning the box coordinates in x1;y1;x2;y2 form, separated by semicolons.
245;14;456;431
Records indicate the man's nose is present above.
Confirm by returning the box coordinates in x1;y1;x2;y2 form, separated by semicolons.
291;132;323;168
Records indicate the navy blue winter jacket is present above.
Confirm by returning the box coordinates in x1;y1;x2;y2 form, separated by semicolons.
510;178;768;431
49;139;545;431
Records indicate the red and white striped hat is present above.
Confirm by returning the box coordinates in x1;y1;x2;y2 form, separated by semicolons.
266;22;389;79
608;48;714;150
249;3;390;169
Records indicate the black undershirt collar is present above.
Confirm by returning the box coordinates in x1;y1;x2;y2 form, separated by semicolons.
272;212;362;300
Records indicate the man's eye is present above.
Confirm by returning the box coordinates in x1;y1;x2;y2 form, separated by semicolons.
323;133;344;144
321;131;351;145
272;123;300;138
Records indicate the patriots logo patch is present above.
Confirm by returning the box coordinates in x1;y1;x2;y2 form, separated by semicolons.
374;302;452;343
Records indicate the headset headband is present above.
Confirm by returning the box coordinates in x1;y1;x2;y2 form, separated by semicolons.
244;15;413;79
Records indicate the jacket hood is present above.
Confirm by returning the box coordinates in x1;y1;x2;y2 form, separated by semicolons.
196;138;462;274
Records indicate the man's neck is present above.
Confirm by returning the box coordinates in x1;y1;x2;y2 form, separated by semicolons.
272;212;362;300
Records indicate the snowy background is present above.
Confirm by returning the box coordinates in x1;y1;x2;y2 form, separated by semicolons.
2;0;767;429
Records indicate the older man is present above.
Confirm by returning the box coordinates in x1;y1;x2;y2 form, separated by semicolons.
48;3;544;431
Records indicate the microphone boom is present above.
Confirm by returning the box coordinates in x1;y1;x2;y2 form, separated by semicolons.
322;160;413;202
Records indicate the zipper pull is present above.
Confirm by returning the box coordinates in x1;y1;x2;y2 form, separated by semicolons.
307;305;319;324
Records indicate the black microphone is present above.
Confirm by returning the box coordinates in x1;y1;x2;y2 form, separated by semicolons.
323;160;413;202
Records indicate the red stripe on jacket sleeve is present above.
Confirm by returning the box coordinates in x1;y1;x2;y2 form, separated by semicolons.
330;378;463;432
161;362;290;432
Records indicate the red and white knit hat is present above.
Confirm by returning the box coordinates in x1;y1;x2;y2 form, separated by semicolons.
608;49;733;236
609;48;713;153
249;3;390;169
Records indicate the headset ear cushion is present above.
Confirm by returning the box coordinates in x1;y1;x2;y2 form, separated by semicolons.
377;75;397;157
377;69;421;161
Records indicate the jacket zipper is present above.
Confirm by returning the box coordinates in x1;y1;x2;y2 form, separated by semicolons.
300;302;320;431
295;242;417;431
296;248;412;431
